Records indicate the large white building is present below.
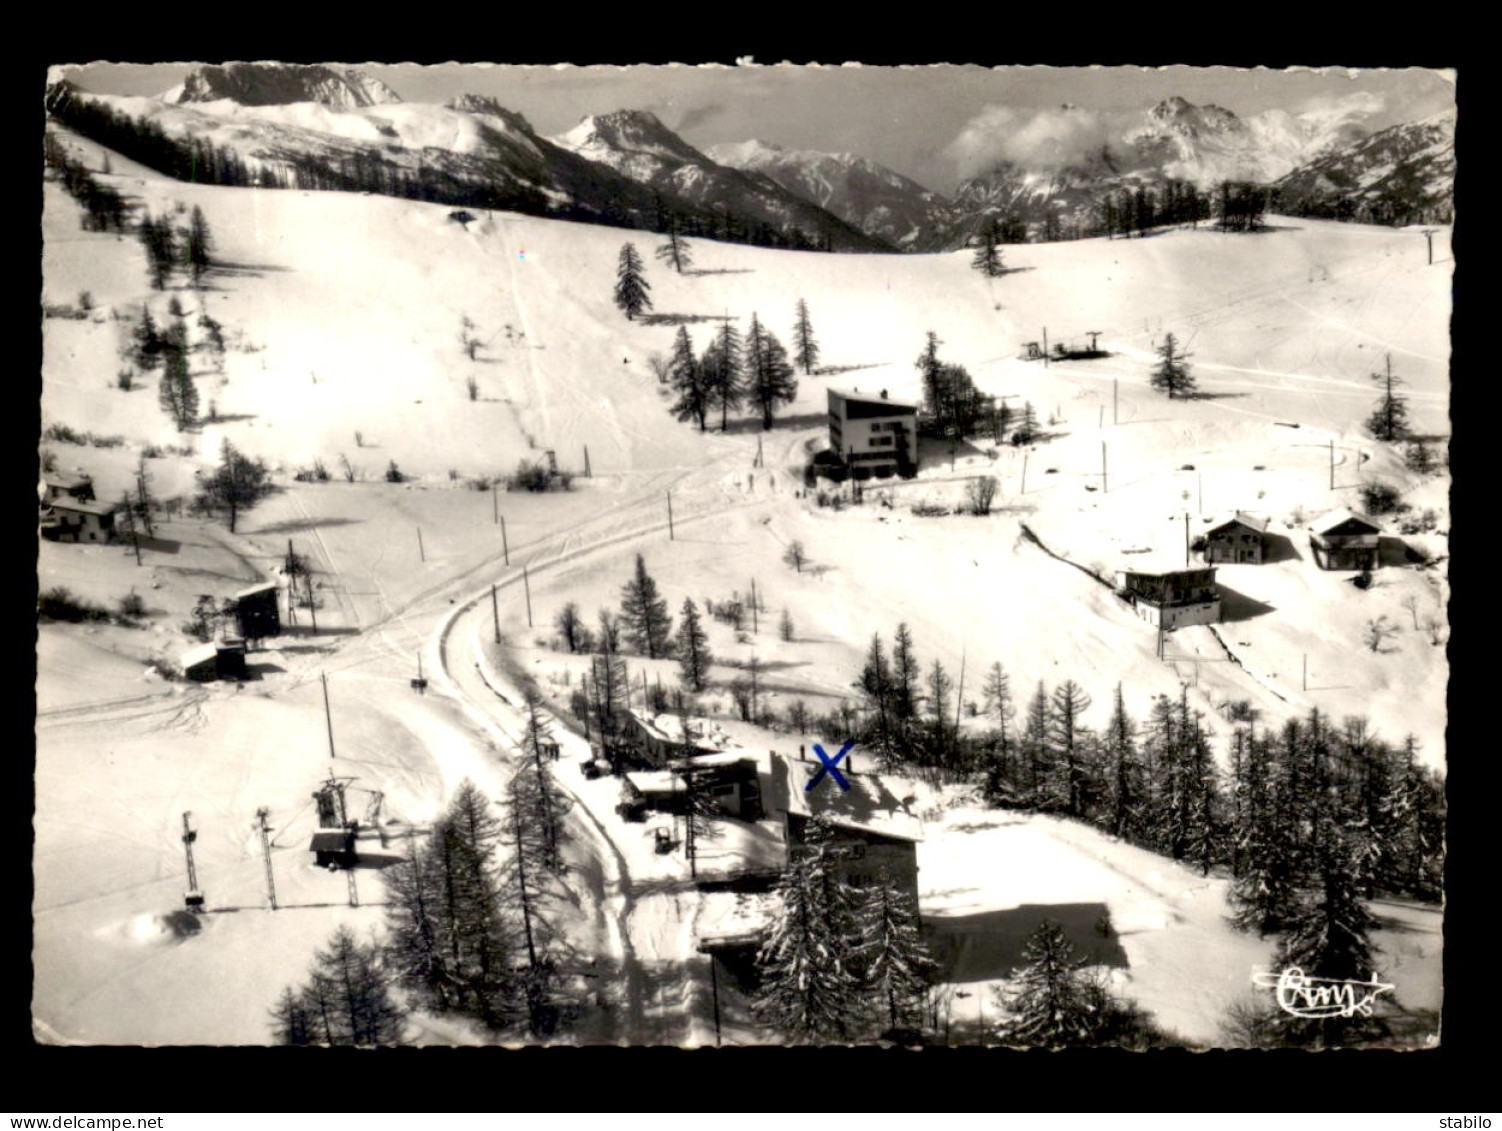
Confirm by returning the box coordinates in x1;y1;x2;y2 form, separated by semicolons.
827;387;918;478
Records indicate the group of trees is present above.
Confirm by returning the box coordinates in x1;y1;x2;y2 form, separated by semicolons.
270;926;408;1045
133;298;226;432
137;206;214;290
44;131;127;233
378;703;574;1041
754;815;935;1043
834;620;1442;1045
665;305;805;433
194;440;274;533
915;332;1000;443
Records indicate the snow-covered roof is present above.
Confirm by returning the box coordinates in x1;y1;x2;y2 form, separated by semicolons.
624;771;679;796
1206;512;1269;536
828;385;921;410
695;888;779;947
44;470;93;489
234;581;279;600
47;497;116;518
1310;507;1381;535
628;710;728;751
771;752;924;842
179;643;219;670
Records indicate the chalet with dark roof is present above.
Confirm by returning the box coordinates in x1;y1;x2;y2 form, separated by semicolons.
1203;513;1270;564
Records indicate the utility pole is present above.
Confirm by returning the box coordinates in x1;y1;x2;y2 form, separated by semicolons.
1329;439;1335;491
1101;443;1108;494
346;864;359;908
1184;513;1190;568
501;515;510;565
181;811;204;912
306;571;318;634
1042;327;1049;368
666;491;675;541
121;491;142;566
417;526;426;563
750;578;758;634
709;955;723;1046
135;466;154;538
492;583;501;643
1113;378;1119;426
1422;229;1437;265
256;807;277;910
583;445;592;478
1021;450;1029;495
284;540;297;627
522;565;534;627
321;671;337;764
493;487;499;525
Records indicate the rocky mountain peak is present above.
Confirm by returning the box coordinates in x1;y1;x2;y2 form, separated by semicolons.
164;63;403;110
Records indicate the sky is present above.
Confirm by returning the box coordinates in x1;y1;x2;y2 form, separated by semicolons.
54;61;1455;195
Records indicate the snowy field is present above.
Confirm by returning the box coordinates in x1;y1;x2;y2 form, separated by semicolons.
36;124;1449;1045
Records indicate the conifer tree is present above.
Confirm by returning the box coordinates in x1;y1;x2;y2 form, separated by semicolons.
613;242;652;321
138;212;176;290
1364;354;1410;442
498;770;563;1035
619;553;673;659
133;307;164;371
436;781;517;1027
655;223;692;274
184;205;213;287
701;319;745;431
195;439;272;533
1229;726;1301;934
382;834;456;1014
1272;825;1384;1047
746;313;798;430
274;925;407;1045
667;326;710;431
1150;333;1196;400
755;816;864;1043
890;623;919;723
675;597;712;692
852;878;936;1032
1021;681;1055;809
858;633;898;770
514;694;572;873
1050;680;1095;819
792;298;819;375
1103;683;1143;841
157;320;198;431
925;658;954;771
980;662;1016;805
993;920;1109;1047
971;219;1005;277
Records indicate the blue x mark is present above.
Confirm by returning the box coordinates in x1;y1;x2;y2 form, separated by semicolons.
806;742;854;793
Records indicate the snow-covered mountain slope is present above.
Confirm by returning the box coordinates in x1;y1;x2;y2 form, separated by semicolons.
37;127;1449;1044
706;139;959;251
943;96;1398;246
162;62;404;110
1271;113;1456;225
553;111;890;252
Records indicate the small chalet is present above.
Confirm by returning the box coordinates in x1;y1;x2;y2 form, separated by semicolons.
233;582;282;642
40;470;95;504
827;388;918;479
626;709;724;767
618;771;683;821
1114;565;1221;629
180;640;248;682
1309;508;1381;571
770;751;923;905
39;497;117;544
310;828;358;869
677;752;766;822
1202;513;1270;565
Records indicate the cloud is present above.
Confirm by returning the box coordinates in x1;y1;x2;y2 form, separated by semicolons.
1294;90;1386;130
673;102;726;134
943;104;1133;180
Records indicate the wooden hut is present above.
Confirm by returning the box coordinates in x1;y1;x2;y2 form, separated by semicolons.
1309;508;1381;571
233;582;281;642
1203;513;1269;564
